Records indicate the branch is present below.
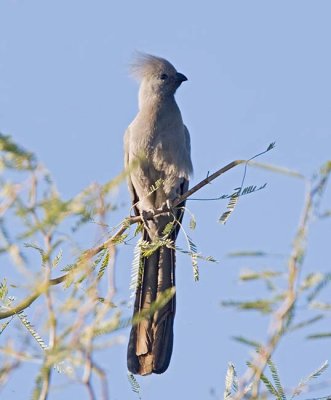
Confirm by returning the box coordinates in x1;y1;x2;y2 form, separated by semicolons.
0;158;245;320
233;176;319;399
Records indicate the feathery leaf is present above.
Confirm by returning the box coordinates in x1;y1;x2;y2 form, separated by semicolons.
24;242;47;265
0;279;8;300
52;249;63;268
307;273;331;303
224;362;238;399
97;249;110;281
127;372;141;399
267;358;286;400
221;299;274;314
287;315;324;333
187;235;199;281
291;360;328;398
129;239;144;299
307;332;331;340
189;216;197;230
260;372;281;398
17;312;48;351
219;189;240;224
0;317;13;335
232;336;262;349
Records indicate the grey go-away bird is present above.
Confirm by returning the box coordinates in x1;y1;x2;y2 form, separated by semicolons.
124;53;193;375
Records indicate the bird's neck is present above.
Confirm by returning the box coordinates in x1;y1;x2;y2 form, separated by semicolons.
138;89;178;113
138;97;181;132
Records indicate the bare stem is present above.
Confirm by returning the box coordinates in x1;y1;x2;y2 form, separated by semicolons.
39;366;51;400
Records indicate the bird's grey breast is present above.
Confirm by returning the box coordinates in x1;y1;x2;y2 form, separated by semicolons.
131;106;189;176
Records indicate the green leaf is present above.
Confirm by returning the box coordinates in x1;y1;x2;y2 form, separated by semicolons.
307;273;331;303
307;332;331;340
187;235;199;282
140;238;173;258
52;249;63;268
133;222;143;236
127;372;141;399
267;142;276;151
291;360;328;398
267;358;286;400
310;301;331;311
227;250;270;258
130;239;144;298
24;242;47;265
162;221;175;236
112;233;128;245
260;372;280;398
0;279;8;300
287;315;324;333
0;132;36;170
239;269;281;281
246;360;280;398
219;189;240;225
189;215;197;230
224;362;238;399
131;287;175;326
0;317;13;335
300;272;324;292
61;263;77;272
97;249;110;280
221;299;274;314
17;312;48;351
149;179;163;194
232;336;262;349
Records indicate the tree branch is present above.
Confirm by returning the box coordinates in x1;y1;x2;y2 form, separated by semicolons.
0;158;244;320
233;176;319;400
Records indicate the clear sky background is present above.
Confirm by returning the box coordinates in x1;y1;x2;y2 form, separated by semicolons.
1;1;331;399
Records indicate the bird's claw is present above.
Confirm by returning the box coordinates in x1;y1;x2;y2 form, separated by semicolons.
155;200;174;217
141;209;154;226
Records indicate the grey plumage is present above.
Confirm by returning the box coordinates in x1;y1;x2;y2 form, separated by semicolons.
124;53;192;375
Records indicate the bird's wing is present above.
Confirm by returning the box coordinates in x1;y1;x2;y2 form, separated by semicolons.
124;126;140;216
183;125;193;176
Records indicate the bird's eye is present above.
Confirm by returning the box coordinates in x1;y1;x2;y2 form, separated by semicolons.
160;73;168;80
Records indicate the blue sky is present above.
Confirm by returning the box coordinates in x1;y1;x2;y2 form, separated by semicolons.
1;1;331;399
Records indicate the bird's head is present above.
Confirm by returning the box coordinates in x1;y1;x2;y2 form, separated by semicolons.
131;53;187;102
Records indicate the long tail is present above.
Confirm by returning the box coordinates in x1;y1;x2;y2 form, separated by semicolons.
127;230;176;375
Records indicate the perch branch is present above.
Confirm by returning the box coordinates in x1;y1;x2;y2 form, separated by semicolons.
0;158;245;320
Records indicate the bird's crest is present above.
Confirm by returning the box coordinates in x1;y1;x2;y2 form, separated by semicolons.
130;52;176;81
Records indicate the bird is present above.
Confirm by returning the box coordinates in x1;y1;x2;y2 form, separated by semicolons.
124;53;193;375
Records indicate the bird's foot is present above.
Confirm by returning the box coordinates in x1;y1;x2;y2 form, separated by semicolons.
141;209;154;226
154;201;174;217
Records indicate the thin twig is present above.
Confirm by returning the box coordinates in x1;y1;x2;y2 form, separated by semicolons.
39;366;51;400
82;350;96;400
92;363;109;400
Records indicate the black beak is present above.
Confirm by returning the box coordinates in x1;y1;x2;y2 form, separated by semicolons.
176;72;188;82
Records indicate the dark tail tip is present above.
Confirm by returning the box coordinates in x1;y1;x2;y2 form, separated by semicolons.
127;327;141;374
152;316;174;374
